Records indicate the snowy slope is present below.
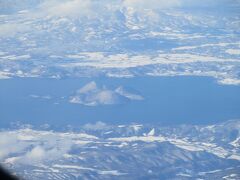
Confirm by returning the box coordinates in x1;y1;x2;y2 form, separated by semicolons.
1;120;240;179
0;0;240;84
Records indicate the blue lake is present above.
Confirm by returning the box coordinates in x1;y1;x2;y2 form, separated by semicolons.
0;76;240;127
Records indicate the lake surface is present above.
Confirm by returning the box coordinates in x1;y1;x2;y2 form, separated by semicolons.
0;76;240;127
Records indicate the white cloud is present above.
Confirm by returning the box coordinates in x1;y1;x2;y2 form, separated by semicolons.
19;139;72;165
41;0;240;18
0;0;236;38
0;0;191;21
123;0;181;10
0;133;28;159
40;0;93;18
0;23;30;38
23;146;45;164
218;78;240;86
69;81;144;106
0;129;83;165
83;121;109;131
0;71;11;79
0;0;238;21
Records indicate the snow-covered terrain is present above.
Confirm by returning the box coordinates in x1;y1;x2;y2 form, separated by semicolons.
0;0;240;84
1;120;240;179
1;1;240;179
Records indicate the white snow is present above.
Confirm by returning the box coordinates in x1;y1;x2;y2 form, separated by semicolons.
0;54;31;61
223;174;238;179
0;71;11;79
218;78;240;85
108;134;240;160
61;53;238;69
108;135;166;142
53;164;125;176
130;125;143;132
230;137;240;147
226;49;240;55
228;154;240;161
148;128;155;136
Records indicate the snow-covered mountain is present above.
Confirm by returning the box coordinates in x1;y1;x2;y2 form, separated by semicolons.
0;0;240;84
1;120;240;179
